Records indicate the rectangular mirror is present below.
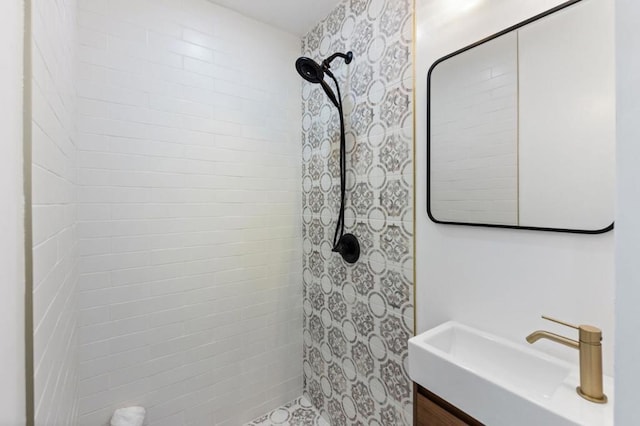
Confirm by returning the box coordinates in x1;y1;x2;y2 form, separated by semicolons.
427;0;614;233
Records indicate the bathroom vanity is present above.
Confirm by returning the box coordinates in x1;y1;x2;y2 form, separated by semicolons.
408;322;613;426
415;384;482;426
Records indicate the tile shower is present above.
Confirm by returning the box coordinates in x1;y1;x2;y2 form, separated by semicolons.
29;0;415;424
300;0;414;424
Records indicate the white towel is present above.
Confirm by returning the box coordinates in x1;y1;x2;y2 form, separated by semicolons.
110;406;146;426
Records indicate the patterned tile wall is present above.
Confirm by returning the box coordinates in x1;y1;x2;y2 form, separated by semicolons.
246;397;329;426
300;0;414;424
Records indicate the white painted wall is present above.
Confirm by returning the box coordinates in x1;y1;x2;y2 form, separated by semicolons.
416;0;615;375
614;0;640;423
31;0;80;423
74;1;302;424
0;1;26;424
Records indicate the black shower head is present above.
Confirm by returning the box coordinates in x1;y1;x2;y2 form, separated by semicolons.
295;52;353;109
295;57;324;84
295;56;339;108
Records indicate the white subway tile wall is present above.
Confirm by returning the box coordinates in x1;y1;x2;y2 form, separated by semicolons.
74;0;302;424
32;0;80;424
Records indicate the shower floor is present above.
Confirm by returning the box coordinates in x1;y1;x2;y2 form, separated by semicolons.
245;396;329;426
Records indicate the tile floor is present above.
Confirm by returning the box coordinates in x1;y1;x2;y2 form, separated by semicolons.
245;396;329;426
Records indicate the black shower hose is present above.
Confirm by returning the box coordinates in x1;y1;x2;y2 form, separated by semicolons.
326;71;347;252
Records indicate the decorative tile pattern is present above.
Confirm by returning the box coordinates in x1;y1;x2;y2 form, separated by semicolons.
381;42;411;83
380;224;410;263
380;0;411;37
380;88;411;127
352;182;374;214
327;5;346;34
351;142;374;174
301;0;414;424
351;103;374;135
380;133;411;173
246;397;329;426
352;62;374;96
381;270;412;310
380;179;410;218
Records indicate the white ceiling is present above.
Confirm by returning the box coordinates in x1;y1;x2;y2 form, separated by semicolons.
208;0;341;36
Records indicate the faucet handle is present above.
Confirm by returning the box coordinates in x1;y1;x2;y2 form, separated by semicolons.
542;315;602;344
542;315;579;330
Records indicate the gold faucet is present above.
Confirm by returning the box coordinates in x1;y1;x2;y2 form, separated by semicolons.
526;315;607;404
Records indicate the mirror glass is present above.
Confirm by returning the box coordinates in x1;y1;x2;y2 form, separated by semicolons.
427;0;614;233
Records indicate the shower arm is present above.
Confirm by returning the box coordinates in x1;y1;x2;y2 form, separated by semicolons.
322;52;353;71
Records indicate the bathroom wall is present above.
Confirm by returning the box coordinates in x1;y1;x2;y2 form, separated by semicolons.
301;0;414;424
31;0;81;423
74;0;302;424
0;0;26;423
615;0;640;423
416;0;615;374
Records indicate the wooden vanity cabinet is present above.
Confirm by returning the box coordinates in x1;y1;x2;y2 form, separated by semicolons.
414;384;484;426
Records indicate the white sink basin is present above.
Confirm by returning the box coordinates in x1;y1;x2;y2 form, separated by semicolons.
408;321;613;426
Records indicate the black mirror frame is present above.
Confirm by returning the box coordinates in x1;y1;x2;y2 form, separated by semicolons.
426;0;614;235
